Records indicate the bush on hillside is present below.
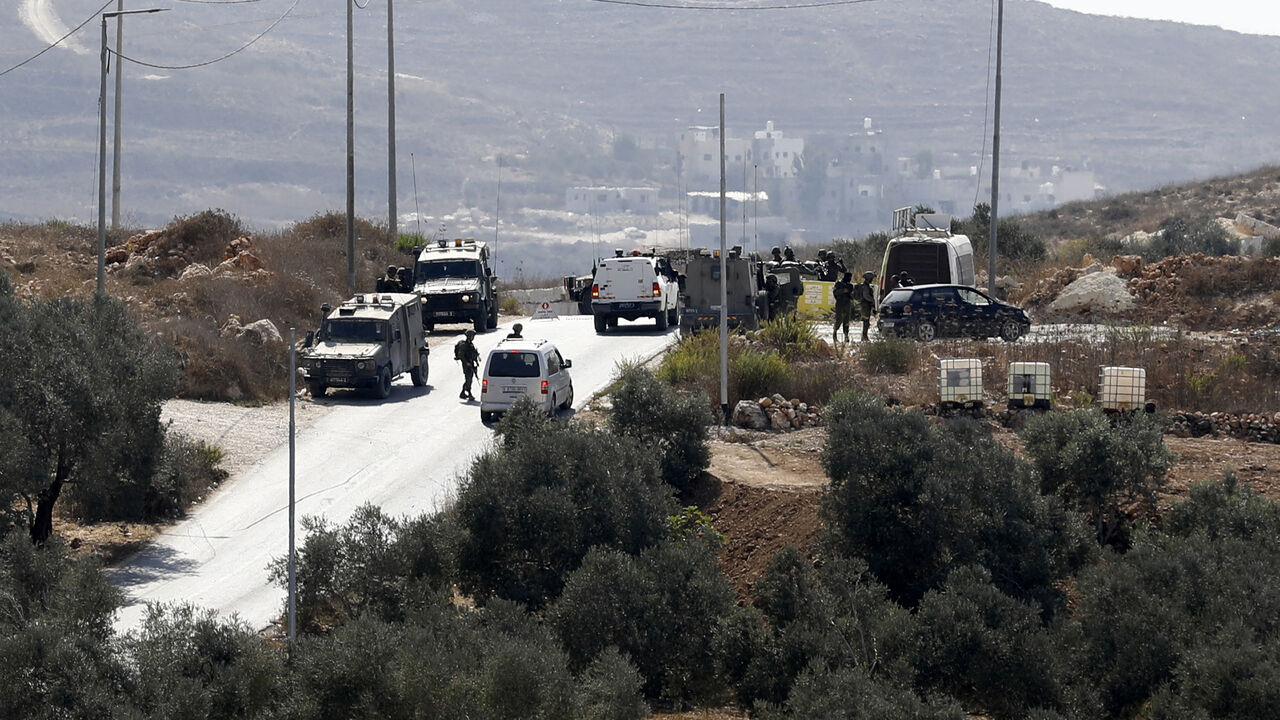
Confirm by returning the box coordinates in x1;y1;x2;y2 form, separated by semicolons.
1142;215;1238;261
549;538;735;705
753;663;965;720
608;366;712;491
455;400;674;609
1070;478;1280;717
860;337;916;375
820;390;1095;613
1020;408;1173;547
270;504;453;630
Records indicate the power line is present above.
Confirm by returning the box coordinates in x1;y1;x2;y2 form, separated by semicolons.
588;0;878;8
174;0;264;4
0;0;114;79
112;0;301;70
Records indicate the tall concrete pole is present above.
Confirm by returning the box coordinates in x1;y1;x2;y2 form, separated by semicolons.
98;16;110;295
718;93;728;423
346;0;356;291
988;0;1004;296
111;0;124;231
386;0;397;244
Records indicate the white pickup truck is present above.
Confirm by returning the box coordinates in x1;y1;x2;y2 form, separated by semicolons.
589;252;681;333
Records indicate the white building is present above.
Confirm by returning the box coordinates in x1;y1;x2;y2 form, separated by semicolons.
564;186;660;215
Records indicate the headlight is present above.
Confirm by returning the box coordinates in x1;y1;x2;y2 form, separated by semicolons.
461;294;472;303
356;360;367;370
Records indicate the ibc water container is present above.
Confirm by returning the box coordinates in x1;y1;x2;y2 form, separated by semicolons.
938;358;983;407
1099;366;1146;411
1007;361;1052;409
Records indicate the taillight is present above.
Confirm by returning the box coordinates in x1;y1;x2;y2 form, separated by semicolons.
540;380;549;395
591;284;600;299
652;281;661;297
481;379;488;394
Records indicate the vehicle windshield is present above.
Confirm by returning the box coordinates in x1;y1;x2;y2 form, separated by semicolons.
882;289;914;304
487;350;541;378
323;319;385;342
417;260;480;281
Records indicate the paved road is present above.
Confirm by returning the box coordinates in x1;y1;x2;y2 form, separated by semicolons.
111;315;676;633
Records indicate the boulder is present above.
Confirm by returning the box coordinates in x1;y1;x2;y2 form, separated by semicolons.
241;319;283;345
1047;269;1136;316
1111;254;1144;276
179;263;213;281
732;400;769;430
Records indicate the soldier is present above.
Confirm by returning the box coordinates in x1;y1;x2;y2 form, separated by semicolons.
783;246;796;262
764;274;782;319
396;266;413;292
857;270;877;341
770;246;783;265
455;329;480;400
832;271;855;343
376;265;399;292
506;322;524;339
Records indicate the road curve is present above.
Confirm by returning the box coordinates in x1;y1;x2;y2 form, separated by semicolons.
111;315;677;633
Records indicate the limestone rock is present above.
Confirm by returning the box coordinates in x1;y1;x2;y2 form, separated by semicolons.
1047;269;1136;316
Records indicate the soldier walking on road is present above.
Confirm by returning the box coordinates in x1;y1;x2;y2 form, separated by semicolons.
455;329;480;400
832;271;854;343
857;270;877;341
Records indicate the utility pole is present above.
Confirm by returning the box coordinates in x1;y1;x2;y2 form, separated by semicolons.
718;93;728;423
111;0;124;231
988;0;1004;297
346;0;356;292
386;0;397;245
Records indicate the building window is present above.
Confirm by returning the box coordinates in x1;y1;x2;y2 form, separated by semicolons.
703;153;712;161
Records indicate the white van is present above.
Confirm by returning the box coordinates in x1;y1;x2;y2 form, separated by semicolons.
590;252;681;333
479;338;574;422
878;211;976;298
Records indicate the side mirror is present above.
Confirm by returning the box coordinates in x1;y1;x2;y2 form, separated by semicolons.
562;359;573;369
304;330;315;347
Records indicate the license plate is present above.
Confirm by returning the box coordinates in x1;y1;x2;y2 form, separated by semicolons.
502;385;524;394
615;302;637;310
433;311;453;317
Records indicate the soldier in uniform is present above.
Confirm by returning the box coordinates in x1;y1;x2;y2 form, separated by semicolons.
396;266;413;292
783;246;796;262
506;322;524;339
376;265;399;292
770;247;783;265
455;329;480;400
832;271;854;343
857;270;877;341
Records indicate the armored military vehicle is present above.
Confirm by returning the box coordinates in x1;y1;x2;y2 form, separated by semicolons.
301;292;428;399
679;246;769;334
413;238;500;333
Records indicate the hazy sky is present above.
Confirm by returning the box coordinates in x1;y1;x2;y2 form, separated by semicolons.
1041;1;1280;37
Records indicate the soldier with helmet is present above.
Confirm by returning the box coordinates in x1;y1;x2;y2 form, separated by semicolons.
857;270;877;341
376;265;400;292
455;329;480;400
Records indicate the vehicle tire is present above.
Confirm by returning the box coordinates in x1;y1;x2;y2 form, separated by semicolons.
373;366;392;399
560;383;574;410
547;394;558;417
667;307;678;325
915;320;937;342
655;308;669;330
425;321;435;333
410;351;428;386
307;381;327;398
1000;319;1025;342
473;312;487;333
489;303;499;326
607;317;618;328
481;411;495;424
594;313;607;333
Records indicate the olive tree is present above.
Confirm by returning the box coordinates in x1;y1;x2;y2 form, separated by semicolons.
0;286;177;543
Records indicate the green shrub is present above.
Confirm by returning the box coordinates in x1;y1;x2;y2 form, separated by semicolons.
753;663;965;720
137;432;228;520
574;647;649;720
549;538;735;705
732;349;790;402
608;366;712;491
271;504;453;630
860;338;916;375
395;232;427;254
499;295;522;315
1020;408;1173;547
821;390;1095;613
1071;486;1280;717
754;315;825;360
455;406;673;609
911;567;1072;719
123;603;283;718
1141;216;1239;261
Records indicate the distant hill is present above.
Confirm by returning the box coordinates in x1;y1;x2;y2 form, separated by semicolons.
3;0;1280;231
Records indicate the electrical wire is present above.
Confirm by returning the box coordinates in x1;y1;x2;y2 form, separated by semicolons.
589;0;877;8
0;0;115;79
174;0;263;4
111;0;300;70
974;0;996;208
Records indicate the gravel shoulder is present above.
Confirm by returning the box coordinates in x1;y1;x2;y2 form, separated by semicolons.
162;397;332;479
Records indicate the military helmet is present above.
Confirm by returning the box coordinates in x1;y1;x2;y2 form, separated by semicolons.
863;270;876;280
817;249;828;257
387;264;397;274
465;329;476;338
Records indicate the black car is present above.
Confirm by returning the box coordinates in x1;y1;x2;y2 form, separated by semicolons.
877;284;1031;342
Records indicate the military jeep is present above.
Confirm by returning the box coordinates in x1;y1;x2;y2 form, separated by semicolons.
301;292;428;399
413;238;500;333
